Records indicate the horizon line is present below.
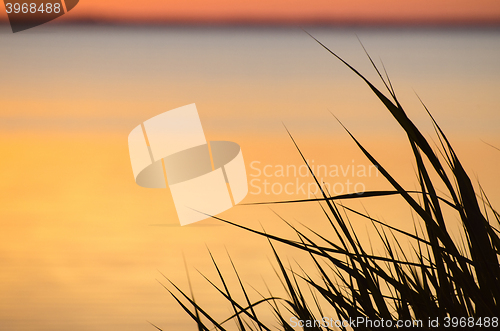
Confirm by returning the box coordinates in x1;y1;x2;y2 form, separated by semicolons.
1;18;500;28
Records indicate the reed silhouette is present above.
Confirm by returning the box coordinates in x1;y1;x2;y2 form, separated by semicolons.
156;37;500;330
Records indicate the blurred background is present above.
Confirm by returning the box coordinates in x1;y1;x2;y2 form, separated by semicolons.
1;1;500;330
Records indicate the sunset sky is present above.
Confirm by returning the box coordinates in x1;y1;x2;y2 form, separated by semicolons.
2;0;500;24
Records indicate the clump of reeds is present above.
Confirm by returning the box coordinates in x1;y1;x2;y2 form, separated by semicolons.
155;36;500;330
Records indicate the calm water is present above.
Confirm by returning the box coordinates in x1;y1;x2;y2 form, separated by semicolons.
0;25;499;330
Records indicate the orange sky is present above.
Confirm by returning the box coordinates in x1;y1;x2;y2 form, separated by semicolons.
2;0;500;24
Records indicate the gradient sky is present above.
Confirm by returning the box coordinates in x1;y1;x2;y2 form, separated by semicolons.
2;0;500;24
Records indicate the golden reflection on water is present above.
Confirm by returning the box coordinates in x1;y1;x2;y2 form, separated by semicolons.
1;27;500;330
0;131;499;330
